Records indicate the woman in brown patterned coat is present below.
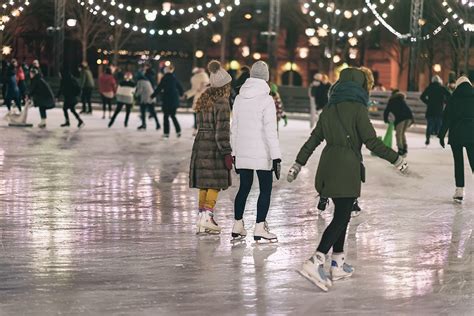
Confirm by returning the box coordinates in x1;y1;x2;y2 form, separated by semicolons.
189;60;233;235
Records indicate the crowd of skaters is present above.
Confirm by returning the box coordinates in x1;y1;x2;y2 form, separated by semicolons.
1;56;473;292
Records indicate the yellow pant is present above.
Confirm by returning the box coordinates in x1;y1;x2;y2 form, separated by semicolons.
199;189;219;210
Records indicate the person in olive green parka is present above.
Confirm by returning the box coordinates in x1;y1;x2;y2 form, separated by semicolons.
286;67;409;292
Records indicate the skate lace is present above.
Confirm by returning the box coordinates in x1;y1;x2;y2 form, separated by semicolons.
209;212;219;226
264;222;271;233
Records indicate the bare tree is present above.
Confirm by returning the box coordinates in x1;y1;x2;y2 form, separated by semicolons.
68;2;106;63
380;37;408;89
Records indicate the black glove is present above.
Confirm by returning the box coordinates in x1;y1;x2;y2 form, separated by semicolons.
273;159;282;180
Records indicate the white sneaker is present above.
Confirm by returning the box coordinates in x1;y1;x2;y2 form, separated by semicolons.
298;251;332;292
196;210;221;235
231;219;247;240
453;187;464;204
330;252;354;281
254;221;277;243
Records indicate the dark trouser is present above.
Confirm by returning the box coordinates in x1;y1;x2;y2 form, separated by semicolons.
395;119;412;152
39;107;47;119
426;117;442;141
163;108;181;135
193;113;197;129
109;102;132;127
6;96;22;111
63;102;82;123
451;144;474;188
81;87;93;113
140;103;160;128
317;197;356;254
101;95;113;116
234;169;273;223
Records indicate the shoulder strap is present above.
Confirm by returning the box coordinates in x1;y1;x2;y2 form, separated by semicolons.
334;104;363;162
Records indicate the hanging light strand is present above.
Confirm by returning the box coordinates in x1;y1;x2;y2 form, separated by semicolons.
105;0;223;18
440;0;474;32
302;0;398;38
0;0;30;31
78;0;240;37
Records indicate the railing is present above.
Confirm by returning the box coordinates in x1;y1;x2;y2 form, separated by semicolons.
279;86;426;124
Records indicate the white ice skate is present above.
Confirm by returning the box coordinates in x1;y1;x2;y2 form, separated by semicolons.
231;219;247;241
330;252;354;281
453;187;464;204
196;210;221;235
254;222;277;243
298;251;332;292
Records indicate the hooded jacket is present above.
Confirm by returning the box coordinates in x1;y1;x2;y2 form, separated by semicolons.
439;82;474;145
295;68;399;198
231;78;282;170
185;71;210;110
384;92;414;126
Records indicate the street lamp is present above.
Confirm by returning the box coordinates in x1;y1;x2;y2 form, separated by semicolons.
66;19;77;27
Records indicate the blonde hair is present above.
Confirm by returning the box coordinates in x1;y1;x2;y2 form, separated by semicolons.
359;66;374;91
195;83;231;112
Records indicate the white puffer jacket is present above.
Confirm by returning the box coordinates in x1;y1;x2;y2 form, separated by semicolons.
231;78;282;171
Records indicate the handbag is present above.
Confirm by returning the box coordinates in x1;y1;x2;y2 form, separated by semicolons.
335;105;366;183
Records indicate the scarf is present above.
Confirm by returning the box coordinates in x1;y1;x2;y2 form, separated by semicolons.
327;81;369;107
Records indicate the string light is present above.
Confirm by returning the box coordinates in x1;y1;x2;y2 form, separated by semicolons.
302;0;395;38
440;0;474;32
105;0;223;18
302;0;373;20
78;0;240;37
0;0;30;30
365;0;449;41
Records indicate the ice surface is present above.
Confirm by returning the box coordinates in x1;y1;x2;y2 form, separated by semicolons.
0;108;472;315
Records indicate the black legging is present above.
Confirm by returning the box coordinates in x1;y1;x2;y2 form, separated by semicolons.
63;102;82;123
317;197;356;254
109;102;132;127
140;103;160;128
81;87;93;113
451;144;474;188
234;169;273;223
163;108;181;135
101;95;113;116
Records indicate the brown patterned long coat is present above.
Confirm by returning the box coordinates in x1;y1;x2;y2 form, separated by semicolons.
189;97;232;190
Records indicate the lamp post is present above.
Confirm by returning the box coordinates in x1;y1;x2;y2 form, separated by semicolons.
53;0;66;76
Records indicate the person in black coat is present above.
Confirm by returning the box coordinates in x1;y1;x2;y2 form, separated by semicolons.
420;75;451;145
310;73;331;111
57;69;84;128
28;68;55;128
438;76;474;203
230;66;250;107
384;90;414;156
151;65;184;138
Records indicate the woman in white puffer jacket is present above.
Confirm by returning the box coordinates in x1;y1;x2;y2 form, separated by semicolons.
231;61;282;243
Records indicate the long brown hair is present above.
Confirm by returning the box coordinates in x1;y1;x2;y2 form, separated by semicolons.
195;83;231;112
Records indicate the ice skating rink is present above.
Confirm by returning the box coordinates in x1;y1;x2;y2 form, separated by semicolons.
0;109;472;315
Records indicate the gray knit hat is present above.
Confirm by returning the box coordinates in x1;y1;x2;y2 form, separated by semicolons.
250;61;269;82
208;60;232;88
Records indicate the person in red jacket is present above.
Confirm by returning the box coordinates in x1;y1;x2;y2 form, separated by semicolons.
98;67;117;119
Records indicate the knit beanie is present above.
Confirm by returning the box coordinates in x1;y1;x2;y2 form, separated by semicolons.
208;60;232;88
455;76;471;88
250;61;270;82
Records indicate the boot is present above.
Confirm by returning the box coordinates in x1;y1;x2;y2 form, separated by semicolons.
231;219;247;240
38;119;46;129
60;121;70;127
330;252;354;281
298;251;332;292
196;209;221;235
137;125;146;131
254;221;277;243
78;120;85;128
453;187;464;204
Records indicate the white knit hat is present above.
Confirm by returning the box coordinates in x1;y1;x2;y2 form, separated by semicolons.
208;60;232;88
250;61;270;81
455;76;472;88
